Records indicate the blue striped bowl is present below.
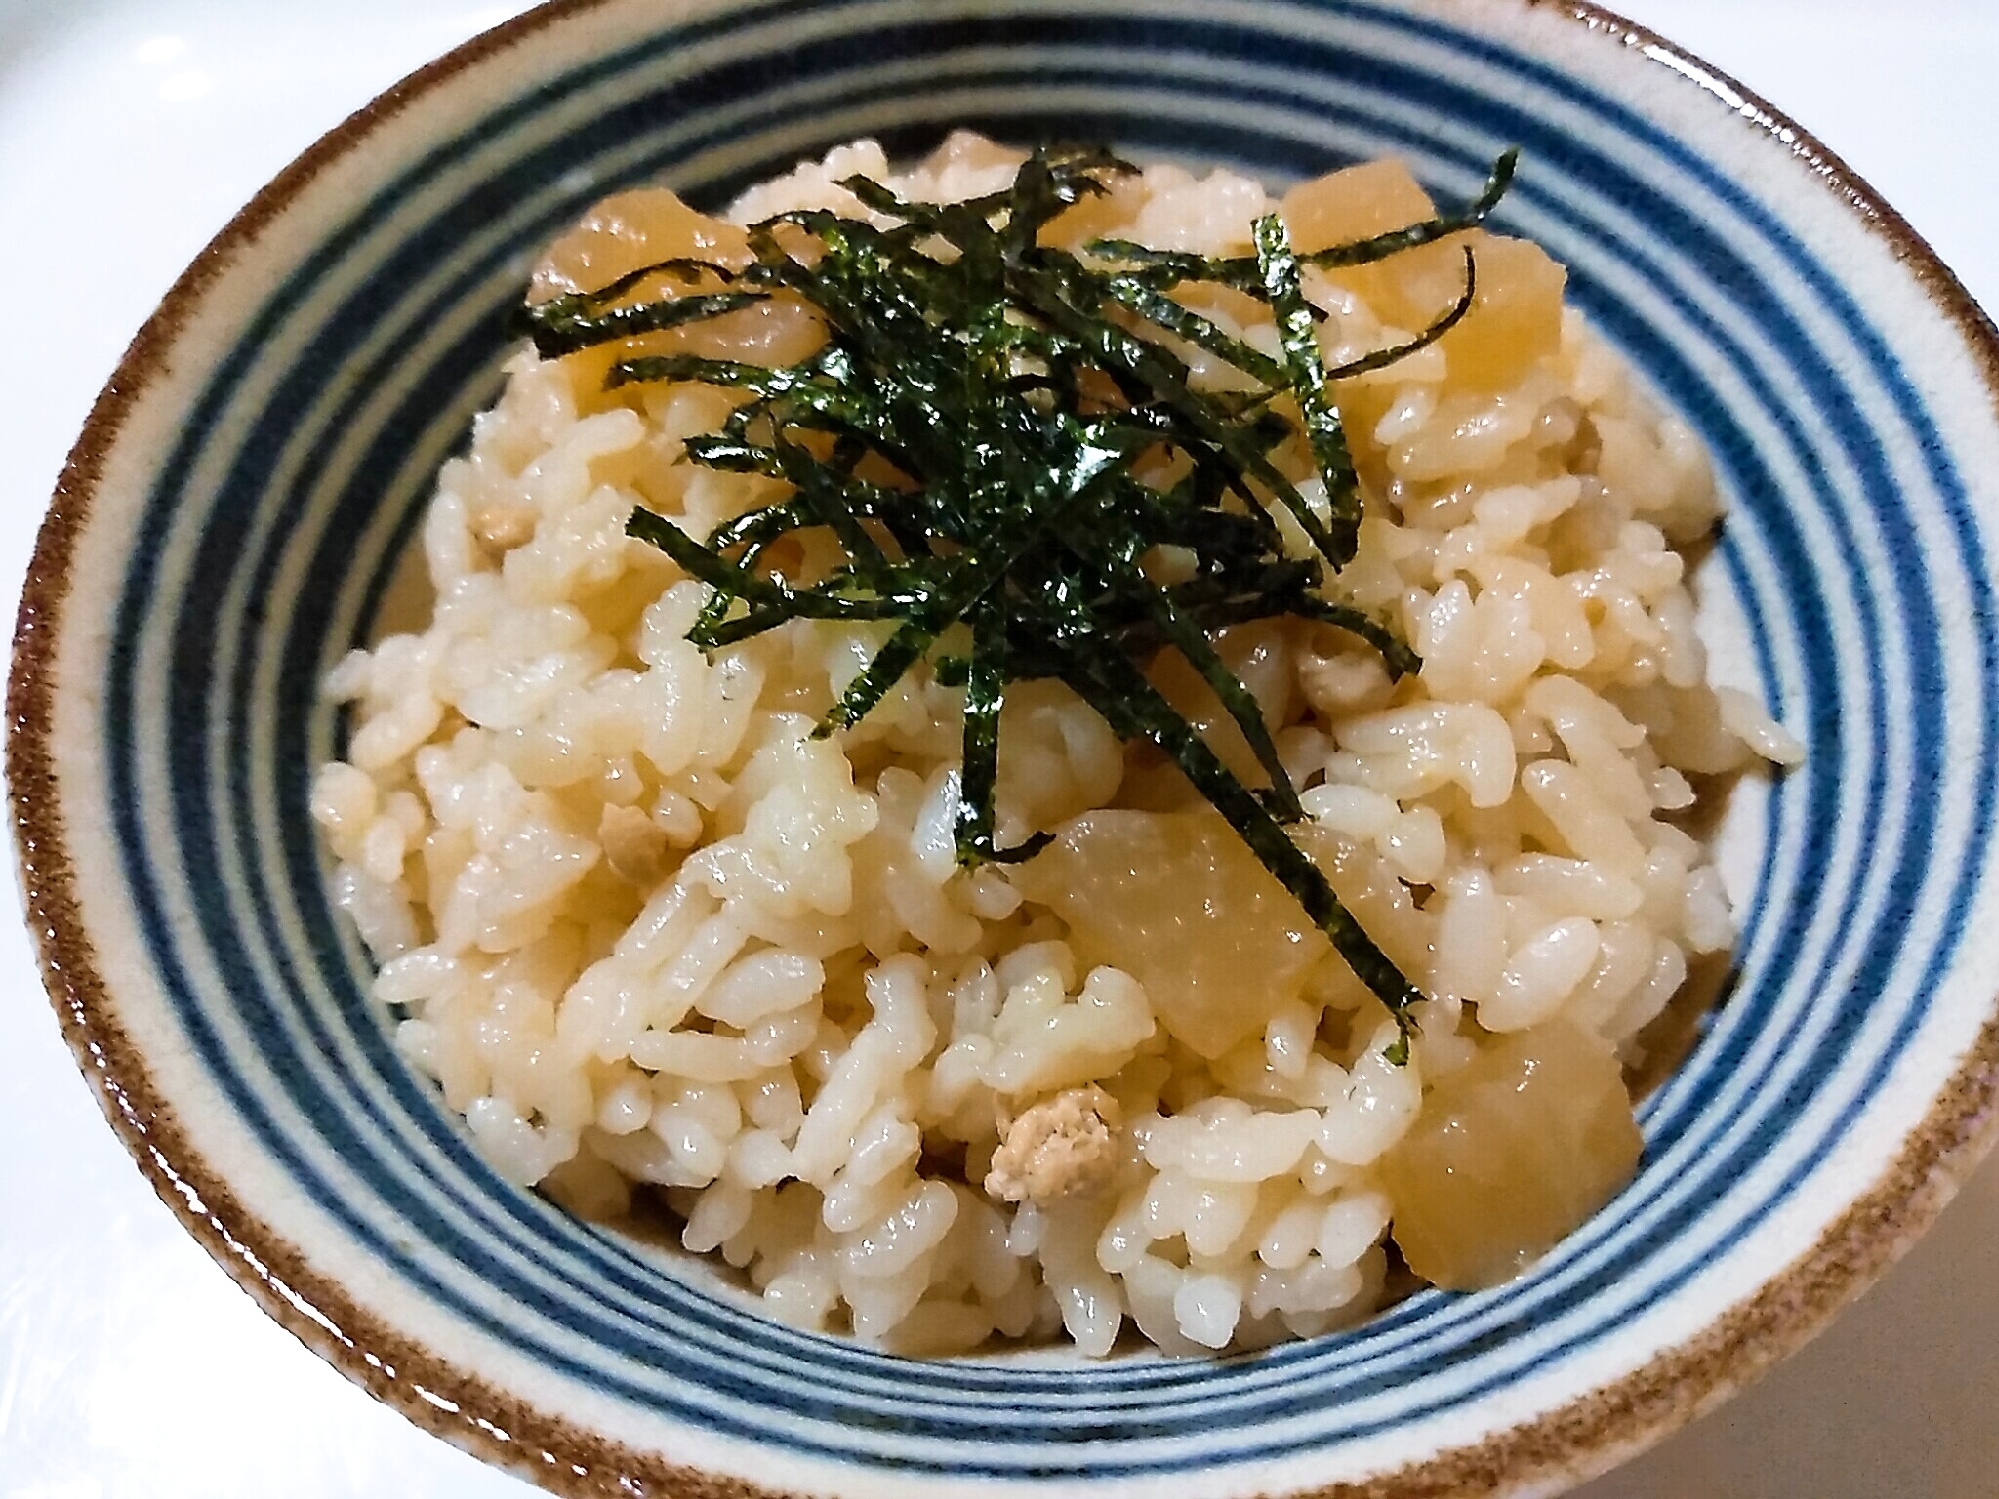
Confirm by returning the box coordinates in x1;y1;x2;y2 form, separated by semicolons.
13;1;1999;1494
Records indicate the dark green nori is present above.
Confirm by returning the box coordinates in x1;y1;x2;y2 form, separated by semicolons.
523;145;1520;1060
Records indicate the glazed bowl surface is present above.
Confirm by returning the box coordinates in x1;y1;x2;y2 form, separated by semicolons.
12;1;1999;1496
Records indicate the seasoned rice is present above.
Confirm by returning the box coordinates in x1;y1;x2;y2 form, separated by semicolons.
311;133;1799;1357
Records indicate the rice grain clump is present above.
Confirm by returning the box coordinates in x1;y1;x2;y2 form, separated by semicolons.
312;133;1800;1357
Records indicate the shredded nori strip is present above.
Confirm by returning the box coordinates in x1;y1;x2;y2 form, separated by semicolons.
524;145;1520;1061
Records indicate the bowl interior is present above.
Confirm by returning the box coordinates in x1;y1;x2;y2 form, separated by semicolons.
43;0;1999;1492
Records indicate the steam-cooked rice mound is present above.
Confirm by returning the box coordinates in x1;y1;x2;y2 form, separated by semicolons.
311;134;1800;1357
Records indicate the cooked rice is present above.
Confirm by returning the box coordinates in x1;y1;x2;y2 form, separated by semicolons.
311;133;1800;1357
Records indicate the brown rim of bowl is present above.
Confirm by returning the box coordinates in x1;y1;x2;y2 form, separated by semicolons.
9;1;1999;1495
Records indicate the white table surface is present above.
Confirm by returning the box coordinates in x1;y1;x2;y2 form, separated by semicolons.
1;3;1994;1495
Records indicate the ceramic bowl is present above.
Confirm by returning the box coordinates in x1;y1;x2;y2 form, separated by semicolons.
13;1;1999;1495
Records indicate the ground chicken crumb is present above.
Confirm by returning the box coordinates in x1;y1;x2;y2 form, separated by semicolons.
598;803;671;886
471;501;539;554
985;1086;1122;1206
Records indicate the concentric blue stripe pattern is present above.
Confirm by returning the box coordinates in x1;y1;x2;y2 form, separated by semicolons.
96;0;1999;1481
